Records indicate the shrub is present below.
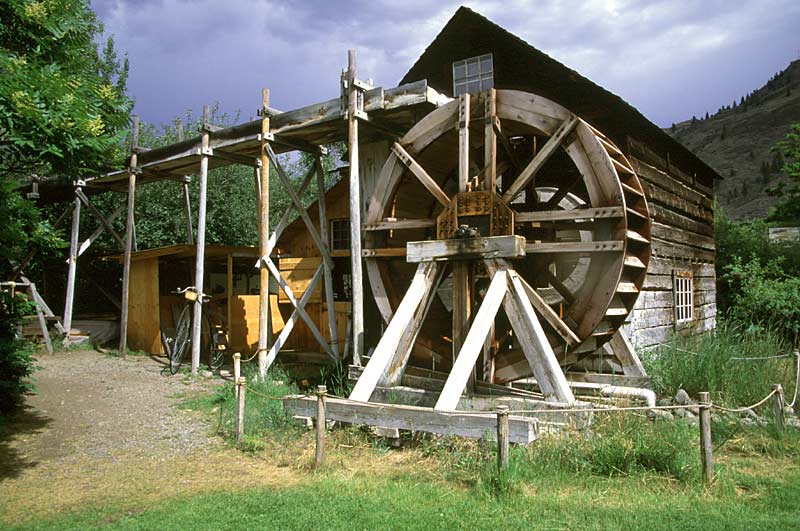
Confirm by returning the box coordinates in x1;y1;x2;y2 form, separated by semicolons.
643;322;794;406
0;290;37;415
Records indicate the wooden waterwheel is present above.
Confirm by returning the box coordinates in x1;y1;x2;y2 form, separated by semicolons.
351;89;650;408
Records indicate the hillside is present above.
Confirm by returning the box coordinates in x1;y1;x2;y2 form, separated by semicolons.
668;60;800;219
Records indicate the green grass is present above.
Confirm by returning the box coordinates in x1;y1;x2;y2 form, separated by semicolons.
643;321;797;407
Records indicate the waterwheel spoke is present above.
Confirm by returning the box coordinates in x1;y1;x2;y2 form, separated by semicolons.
391;142;450;208
502;115;579;203
525;241;624;253
515;206;624;223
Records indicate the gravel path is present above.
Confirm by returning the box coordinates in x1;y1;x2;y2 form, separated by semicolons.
0;350;299;524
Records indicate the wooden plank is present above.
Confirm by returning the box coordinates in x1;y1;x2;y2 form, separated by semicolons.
349;262;438;402
391;142;450;208
483;88;497;192
407;235;525;262
283;395;538;445
458;94;470;190
28;283;52;354
364;218;436;231
525;241;624;253
502;115;579;203
435;270;507;411
515;206;624;223
380;262;443;386
264;161;316;257
630;157;712;208
651;221;715;251
278;257;322;303
607;329;647;377
651;237;715;263
316;158;339;358
127;257;161;354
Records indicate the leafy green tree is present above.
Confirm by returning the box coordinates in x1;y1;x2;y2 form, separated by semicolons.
0;0;132;179
767;123;800;222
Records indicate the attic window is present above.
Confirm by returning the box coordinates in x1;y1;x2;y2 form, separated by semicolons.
453;54;494;96
673;270;694;324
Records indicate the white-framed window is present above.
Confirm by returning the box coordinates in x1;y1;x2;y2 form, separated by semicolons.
673;270;694;324
330;218;350;251
453;54;494;96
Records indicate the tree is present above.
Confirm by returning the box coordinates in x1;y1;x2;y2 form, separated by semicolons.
767;123;800;222
0;0;132;179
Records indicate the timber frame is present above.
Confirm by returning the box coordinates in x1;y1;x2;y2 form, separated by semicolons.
68;51;449;377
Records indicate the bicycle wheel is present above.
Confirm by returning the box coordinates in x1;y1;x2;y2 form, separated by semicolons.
206;317;226;371
170;304;192;375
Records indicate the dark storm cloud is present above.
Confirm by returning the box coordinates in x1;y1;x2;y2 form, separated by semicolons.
93;0;800;127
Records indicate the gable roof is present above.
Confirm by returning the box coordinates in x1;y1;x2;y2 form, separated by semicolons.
401;6;719;187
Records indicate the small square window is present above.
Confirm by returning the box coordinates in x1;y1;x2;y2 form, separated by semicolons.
331;218;350;251
453;53;494;96
673;270;694;324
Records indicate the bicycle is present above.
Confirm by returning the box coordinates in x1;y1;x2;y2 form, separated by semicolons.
161;286;228;374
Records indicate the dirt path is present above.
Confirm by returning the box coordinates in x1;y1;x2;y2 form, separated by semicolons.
0;350;300;524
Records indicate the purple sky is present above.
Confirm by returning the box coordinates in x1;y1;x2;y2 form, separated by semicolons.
93;0;800;128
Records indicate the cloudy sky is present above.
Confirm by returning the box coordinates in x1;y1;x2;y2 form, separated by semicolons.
93;0;800;128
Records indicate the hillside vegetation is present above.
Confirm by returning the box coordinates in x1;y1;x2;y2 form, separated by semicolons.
669;60;800;219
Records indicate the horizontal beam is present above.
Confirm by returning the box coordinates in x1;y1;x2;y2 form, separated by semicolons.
516;206;625;223
282;395;538;445
407;235;525;263
364;218;436;231
525;241;624;253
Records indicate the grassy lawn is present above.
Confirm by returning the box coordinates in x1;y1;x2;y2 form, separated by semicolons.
7;365;800;531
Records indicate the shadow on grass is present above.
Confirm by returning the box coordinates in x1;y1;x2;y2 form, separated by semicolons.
0;404;52;480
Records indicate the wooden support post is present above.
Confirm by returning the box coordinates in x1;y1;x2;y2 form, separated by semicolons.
496;404;509;471
773;384;785;431
316;158;339;358
698;391;714;486
119;116;139;355
453;93;472;385
315;384;327;468
236;377;246;445
177;118;194;244
63;189;81;336
484;88;497;192
190;105;211;376
233;352;241;400
347;49;364;367
29;283;52;354
258;89;271;380
226;253;233;343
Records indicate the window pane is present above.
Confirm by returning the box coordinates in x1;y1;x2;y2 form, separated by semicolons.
467;80;480;93
480;55;493;73
454;64;466;80
467;59;479;77
454;82;466;96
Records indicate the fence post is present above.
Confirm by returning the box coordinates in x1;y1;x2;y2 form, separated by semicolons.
698;392;714;486
315;385;327;468
236;377;246;445
233;352;241;400
496;405;509;472
772;384;785;432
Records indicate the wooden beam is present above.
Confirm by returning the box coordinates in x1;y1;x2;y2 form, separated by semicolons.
266;145;334;270
78;203;125;257
75;189;124;249
349;262;438;402
258;89;271;379
347;49;364;367
502;115;579;203
391;142;450;208
63;191;81;335
435;269;507;411
265;257;334;359
119;116;139;355
458;94;470;189
407;235;526;263
483;88;497;192
283;395;538;445
29;283;52;354
379;262;443;386
207;148;259;167
316;157;339;358
525;241;624;253
190;105;211;375
364;218;436;231
263;264;325;370
515;206;625;223
263;160;317;258
607;329;647;377
504;269;575;403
